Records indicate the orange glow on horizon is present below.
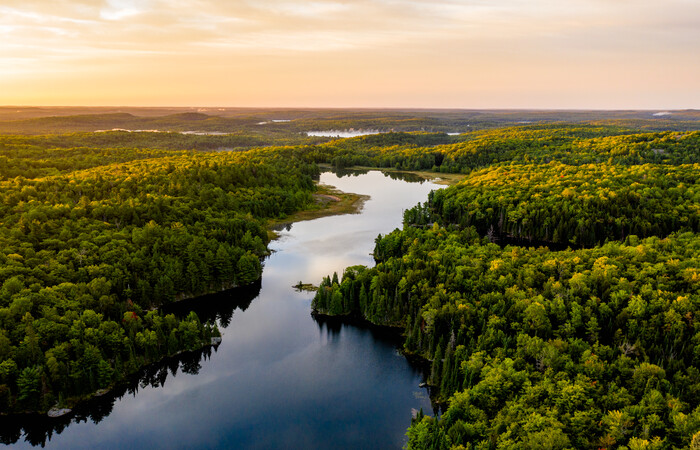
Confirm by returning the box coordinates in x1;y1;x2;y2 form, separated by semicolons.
1;0;698;109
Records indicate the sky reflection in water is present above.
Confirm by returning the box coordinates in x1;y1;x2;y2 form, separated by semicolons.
6;170;441;449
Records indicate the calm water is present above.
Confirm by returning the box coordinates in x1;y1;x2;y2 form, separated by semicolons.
306;130;383;138
3;170;440;449
306;130;464;138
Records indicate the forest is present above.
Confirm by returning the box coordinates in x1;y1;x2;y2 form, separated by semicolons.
265;126;700;172
0;142;317;414
2;112;700;448
311;124;700;448
405;163;700;247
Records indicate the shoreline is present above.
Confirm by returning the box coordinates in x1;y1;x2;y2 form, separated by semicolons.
267;181;369;240
1;338;221;419
7;167;432;419
267;165;462;240
331;165;467;186
311;310;448;411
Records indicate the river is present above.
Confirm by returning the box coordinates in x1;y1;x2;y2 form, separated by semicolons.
3;170;441;449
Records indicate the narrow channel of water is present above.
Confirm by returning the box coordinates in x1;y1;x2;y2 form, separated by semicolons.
4;170;442;449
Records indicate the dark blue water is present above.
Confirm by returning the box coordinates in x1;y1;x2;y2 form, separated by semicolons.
3;170;440;449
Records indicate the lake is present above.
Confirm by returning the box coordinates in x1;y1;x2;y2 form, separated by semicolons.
306;130;465;138
306;130;383;138
3;170;442;449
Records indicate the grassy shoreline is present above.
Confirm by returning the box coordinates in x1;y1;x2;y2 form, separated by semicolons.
267;182;369;240
266;166;463;240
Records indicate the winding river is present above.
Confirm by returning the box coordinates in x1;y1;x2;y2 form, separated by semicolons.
4;170;442;449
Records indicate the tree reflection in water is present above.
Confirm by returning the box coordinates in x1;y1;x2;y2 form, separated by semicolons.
1;281;261;447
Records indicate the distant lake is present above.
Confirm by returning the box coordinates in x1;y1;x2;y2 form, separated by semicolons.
94;129;230;135
257;119;292;125
307;130;465;138
306;130;384;138
4;170;440;449
180;131;229;135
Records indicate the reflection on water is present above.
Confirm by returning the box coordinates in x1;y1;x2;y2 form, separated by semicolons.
5;170;440;449
313;314;406;348
332;167;428;184
1;347;216;447
162;280;260;326
1;283;262;447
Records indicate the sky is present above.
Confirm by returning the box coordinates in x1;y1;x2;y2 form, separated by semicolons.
1;0;698;109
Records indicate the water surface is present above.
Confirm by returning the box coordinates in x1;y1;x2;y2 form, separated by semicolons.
306;130;383;138
4;170;440;449
307;130;465;138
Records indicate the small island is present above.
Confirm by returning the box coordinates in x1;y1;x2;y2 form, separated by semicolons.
293;281;318;292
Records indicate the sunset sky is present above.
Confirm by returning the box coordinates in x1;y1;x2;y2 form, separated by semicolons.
1;0;698;108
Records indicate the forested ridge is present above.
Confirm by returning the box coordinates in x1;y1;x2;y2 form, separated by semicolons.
266;126;700;172
0;144;317;414
3;108;699;135
311;125;700;448
406;163;700;247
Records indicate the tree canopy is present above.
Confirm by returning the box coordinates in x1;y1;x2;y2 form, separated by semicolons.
311;124;700;449
0;143;317;414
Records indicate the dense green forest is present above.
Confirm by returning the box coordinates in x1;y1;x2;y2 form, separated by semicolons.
2;114;700;448
405;163;700;247
0;130;324;153
311;125;700;448
314;228;700;448
269;126;700;172
0;144;317;414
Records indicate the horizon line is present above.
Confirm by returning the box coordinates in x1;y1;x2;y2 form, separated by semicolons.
1;105;698;113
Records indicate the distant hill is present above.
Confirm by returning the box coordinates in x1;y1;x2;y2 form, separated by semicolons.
0;108;697;135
